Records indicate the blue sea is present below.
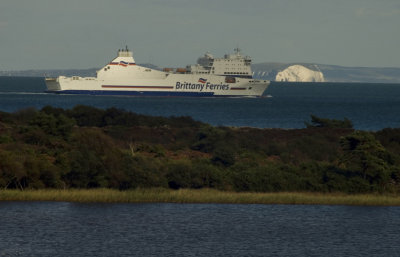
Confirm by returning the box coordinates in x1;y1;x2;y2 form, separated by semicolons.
1;76;400;130
1;77;400;256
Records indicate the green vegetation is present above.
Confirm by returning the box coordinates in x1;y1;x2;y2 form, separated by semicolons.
1;106;400;203
305;114;353;129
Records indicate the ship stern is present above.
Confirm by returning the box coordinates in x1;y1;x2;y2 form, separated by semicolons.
45;77;61;92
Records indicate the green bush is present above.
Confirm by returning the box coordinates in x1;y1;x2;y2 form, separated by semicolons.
306;115;353;129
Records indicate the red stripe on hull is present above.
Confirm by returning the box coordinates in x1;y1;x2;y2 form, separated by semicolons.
102;85;174;89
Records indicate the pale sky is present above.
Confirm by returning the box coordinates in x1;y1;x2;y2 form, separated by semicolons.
1;0;400;70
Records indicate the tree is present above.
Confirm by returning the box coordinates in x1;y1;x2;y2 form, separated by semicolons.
340;131;391;190
0;150;25;189
30;112;75;139
306;115;353;129
67;105;104;127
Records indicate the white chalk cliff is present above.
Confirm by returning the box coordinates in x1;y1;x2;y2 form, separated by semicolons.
275;65;325;82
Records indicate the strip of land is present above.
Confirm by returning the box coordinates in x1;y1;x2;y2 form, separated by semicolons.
2;106;400;196
1;189;400;206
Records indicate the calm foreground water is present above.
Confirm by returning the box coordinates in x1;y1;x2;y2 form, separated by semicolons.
0;202;400;256
1;77;400;130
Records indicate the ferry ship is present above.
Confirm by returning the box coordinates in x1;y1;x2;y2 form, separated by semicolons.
45;47;269;97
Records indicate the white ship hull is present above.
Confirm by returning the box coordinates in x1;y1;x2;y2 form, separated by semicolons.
46;75;268;97
45;48;269;97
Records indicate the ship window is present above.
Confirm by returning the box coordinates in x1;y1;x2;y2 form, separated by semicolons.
225;76;236;83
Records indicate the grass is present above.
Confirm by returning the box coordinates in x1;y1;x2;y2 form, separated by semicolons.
1;188;400;206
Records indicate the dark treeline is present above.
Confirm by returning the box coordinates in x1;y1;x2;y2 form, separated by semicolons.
1;105;400;193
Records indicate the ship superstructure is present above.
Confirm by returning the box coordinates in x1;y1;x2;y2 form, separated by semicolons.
45;47;269;97
186;48;253;78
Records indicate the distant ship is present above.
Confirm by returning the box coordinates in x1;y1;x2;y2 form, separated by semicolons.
45;47;269;97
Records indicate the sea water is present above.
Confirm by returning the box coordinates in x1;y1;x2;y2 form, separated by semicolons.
0;202;399;257
1;77;400;130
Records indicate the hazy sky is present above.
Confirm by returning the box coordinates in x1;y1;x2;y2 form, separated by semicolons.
1;0;400;70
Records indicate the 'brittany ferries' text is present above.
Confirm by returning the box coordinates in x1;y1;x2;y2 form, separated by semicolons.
176;82;229;91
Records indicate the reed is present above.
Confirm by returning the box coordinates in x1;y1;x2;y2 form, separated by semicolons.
1;188;400;206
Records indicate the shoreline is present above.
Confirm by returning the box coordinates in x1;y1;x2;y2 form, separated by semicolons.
1;188;400;206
